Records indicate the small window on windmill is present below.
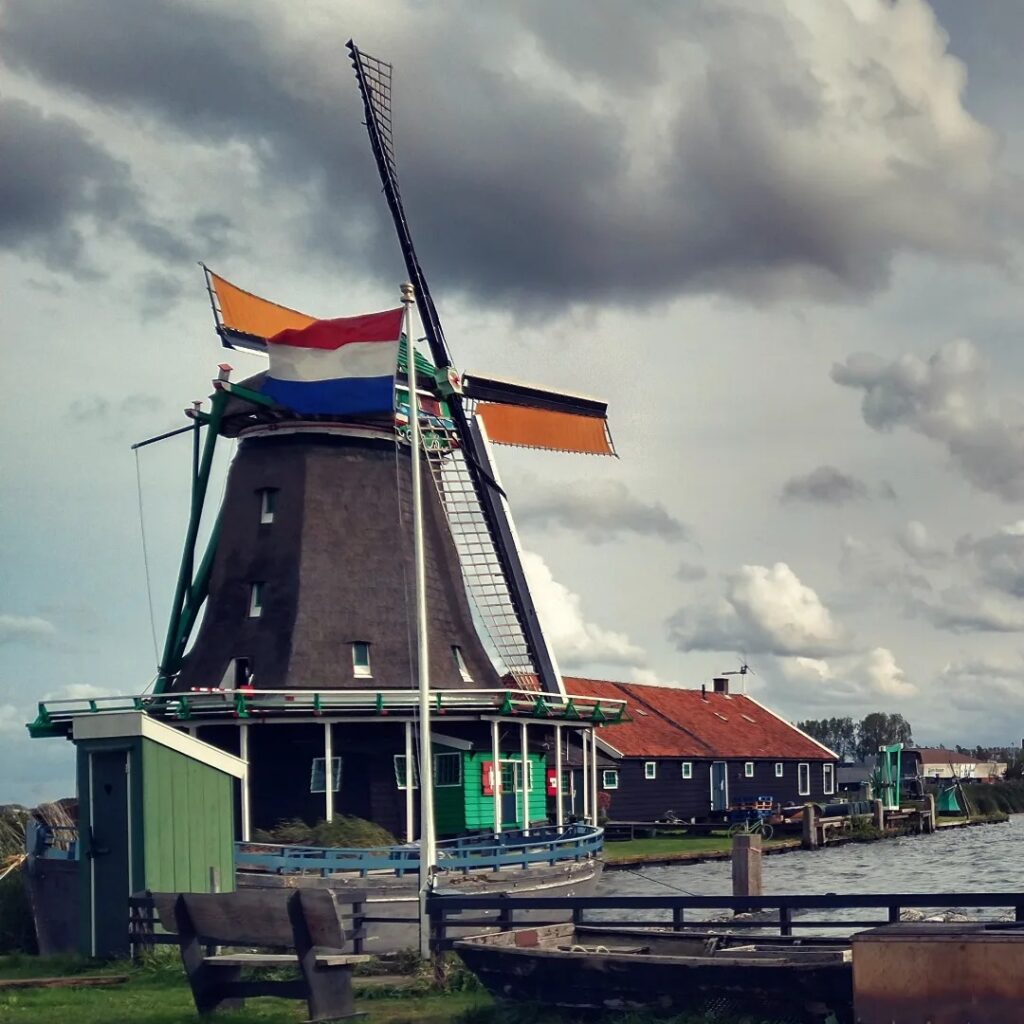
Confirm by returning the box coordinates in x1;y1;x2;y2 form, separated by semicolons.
222;657;252;688
248;583;264;618
352;641;372;678
452;645;473;682
259;488;277;524
310;756;342;793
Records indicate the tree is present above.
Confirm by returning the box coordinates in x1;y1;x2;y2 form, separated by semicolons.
855;712;913;760
796;717;857;760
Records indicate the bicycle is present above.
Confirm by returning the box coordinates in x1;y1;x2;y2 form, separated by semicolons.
726;817;773;841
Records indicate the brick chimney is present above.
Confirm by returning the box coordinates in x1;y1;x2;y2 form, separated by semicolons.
713;676;729;695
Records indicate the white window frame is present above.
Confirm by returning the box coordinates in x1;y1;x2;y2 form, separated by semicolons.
775;762;784;778
602;769;619;790
394;754;419;790
798;762;811;796
644;761;657;780
352;641;372;678
744;761;754;778
248;582;263;618
681;762;692;780
259;488;277;524
434;751;462;788
823;763;835;796
310;756;342;794
452;645;473;683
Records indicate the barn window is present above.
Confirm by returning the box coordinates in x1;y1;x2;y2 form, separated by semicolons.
393;754;419;790
644;761;657;780
248;582;264;618
352;641;372;678
775;762;784;778
681;762;692;780
744;762;754;778
798;762;811;796
310;756;342;793
823;763;835;795
452;645;473;682
434;752;462;787
259;488;277;524
602;769;619;790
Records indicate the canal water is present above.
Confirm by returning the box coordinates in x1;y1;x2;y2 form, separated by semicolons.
595;816;1024;930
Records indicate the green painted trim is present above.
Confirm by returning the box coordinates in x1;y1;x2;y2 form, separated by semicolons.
155;388;228;693
224;381;278;408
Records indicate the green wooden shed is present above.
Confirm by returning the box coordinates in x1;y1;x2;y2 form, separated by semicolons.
72;712;247;957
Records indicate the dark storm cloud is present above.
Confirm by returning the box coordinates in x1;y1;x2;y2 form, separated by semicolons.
0;96;197;275
780;465;870;505
0;0;1010;310
514;480;688;544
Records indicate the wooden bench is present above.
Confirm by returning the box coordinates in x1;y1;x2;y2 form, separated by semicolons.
152;888;369;1021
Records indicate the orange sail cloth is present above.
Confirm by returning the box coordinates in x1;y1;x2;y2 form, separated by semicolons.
475;402;615;456
209;271;315;342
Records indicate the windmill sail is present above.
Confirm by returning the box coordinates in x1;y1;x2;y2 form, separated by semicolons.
348;40;615;696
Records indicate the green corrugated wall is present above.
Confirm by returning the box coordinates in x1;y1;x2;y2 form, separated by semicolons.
463;751;546;831
140;738;235;893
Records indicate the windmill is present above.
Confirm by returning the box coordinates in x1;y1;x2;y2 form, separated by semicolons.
343;41;617;697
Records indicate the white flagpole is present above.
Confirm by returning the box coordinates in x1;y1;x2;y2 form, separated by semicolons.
402;282;437;959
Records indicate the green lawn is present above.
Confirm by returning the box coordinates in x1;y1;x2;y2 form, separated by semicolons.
0;957;490;1024
603;832;798;862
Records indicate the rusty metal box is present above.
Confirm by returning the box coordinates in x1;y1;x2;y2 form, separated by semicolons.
853;922;1024;1023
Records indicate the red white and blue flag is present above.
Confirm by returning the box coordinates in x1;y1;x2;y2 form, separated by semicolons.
263;308;405;416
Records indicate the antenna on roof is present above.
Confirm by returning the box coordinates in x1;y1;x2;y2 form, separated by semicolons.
721;654;755;694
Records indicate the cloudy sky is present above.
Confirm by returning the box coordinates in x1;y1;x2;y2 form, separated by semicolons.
5;0;1024;802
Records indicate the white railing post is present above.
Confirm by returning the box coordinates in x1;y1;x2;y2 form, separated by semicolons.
554;723;564;829
324;721;334;823
590;727;599;828
491;719;502;836
582;729;590;825
405;720;415;843
239;722;251;842
520;720;530;836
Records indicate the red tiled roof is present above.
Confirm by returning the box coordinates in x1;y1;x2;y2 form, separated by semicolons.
910;748;982;765
564;677;836;761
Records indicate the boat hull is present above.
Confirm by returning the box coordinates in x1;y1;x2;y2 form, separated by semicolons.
455;923;853;1023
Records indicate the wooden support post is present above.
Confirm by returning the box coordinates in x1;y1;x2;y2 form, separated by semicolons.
590;728;599;827
732;833;762;911
873;798;885;831
520;721;530;835
491;719;502;837
405;721;415;843
585;729;593;823
239;723;251;843
554;724;564;829
925;792;936;833
802;803;818;850
324;722;334;823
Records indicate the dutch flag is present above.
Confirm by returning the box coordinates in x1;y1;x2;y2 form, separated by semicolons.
262;307;405;416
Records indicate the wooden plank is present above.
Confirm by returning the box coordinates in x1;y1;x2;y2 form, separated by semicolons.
0;975;128;991
180;890;297;947
315;954;372;966
204;954;296;967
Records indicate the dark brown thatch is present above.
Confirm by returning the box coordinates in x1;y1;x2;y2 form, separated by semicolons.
176;431;501;691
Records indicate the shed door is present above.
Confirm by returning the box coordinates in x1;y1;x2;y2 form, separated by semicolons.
88;749;132;958
710;761;728;812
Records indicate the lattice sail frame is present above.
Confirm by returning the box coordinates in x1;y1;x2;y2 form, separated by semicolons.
351;40;561;695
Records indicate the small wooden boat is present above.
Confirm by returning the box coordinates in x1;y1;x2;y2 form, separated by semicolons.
455;923;852;1023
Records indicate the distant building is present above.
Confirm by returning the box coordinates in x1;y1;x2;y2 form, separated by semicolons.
562;676;839;821
904;748;1007;782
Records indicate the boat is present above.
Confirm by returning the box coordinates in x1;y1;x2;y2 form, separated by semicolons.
455;923;853;1023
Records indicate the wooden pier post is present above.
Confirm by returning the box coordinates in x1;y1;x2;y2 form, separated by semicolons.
925;792;936;833
732;833;762;911
802;803;818;850
873;798;885;831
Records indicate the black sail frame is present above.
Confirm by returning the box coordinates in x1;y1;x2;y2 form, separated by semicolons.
348;40;563;696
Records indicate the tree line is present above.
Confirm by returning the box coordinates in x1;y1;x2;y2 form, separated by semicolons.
796;713;913;762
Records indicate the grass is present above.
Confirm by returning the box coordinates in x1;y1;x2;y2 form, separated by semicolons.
0;954;491;1024
0;954;803;1024
603;831;796;863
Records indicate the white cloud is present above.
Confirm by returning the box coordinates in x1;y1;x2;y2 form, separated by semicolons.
668;562;847;658
0;705;21;734
0;614;56;645
896;520;948;565
913;586;1024;634
523;550;646;671
833;340;1024;500
853;646;917;698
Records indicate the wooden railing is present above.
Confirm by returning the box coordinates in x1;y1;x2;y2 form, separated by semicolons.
424;891;1024;951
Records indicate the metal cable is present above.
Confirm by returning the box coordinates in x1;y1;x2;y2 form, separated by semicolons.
134;448;160;668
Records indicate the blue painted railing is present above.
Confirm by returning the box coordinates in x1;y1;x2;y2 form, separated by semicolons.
235;823;603;878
